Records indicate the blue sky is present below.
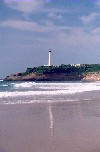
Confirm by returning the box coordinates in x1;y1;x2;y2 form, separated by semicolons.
0;0;100;78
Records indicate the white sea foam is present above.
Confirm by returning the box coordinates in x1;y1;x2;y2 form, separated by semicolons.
0;84;9;87
14;82;36;88
0;82;100;98
0;98;79;105
13;82;78;89
0;80;3;82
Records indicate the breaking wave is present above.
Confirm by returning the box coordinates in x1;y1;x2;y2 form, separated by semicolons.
0;81;100;98
0;80;3;82
14;82;36;88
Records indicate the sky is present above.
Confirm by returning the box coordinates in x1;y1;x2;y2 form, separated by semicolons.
0;0;100;78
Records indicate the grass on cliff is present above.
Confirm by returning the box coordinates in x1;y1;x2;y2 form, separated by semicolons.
22;64;100;76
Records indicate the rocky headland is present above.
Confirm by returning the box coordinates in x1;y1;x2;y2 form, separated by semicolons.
4;64;100;81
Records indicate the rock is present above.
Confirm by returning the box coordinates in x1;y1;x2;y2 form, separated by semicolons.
4;72;83;81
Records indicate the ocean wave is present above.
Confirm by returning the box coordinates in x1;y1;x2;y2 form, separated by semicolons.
0;81;100;98
0;98;79;105
0;84;9;87
0;98;93;105
0;80;3;82
14;82;36;88
0;90;74;98
0;82;100;98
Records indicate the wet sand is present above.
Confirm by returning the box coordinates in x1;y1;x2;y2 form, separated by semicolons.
0;100;100;152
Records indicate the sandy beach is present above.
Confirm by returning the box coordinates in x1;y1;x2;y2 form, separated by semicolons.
0;100;100;152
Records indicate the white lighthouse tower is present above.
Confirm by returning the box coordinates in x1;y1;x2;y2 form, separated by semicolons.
48;49;51;66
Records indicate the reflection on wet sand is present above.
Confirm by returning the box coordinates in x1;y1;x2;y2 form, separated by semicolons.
47;100;100;152
48;104;54;137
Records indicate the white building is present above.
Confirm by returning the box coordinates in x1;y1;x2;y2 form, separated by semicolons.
44;49;52;66
71;64;81;67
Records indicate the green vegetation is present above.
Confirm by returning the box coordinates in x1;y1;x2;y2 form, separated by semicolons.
22;64;100;76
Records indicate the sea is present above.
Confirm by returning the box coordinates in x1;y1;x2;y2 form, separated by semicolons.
0;80;100;104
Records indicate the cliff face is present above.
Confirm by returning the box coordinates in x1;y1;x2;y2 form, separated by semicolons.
83;72;100;81
4;71;100;82
4;72;83;81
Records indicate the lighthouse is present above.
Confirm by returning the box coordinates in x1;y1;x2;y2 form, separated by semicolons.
48;49;51;66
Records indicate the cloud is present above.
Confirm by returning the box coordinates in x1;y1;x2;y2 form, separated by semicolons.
80;13;99;25
48;26;100;50
4;0;73;15
96;0;100;7
48;12;63;20
1;19;100;46
4;0;45;14
1;20;100;67
0;20;48;32
0;19;70;33
1;18;100;57
91;27;100;35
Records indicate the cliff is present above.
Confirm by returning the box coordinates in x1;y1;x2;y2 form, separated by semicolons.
83;72;100;81
4;64;100;81
4;72;83;81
